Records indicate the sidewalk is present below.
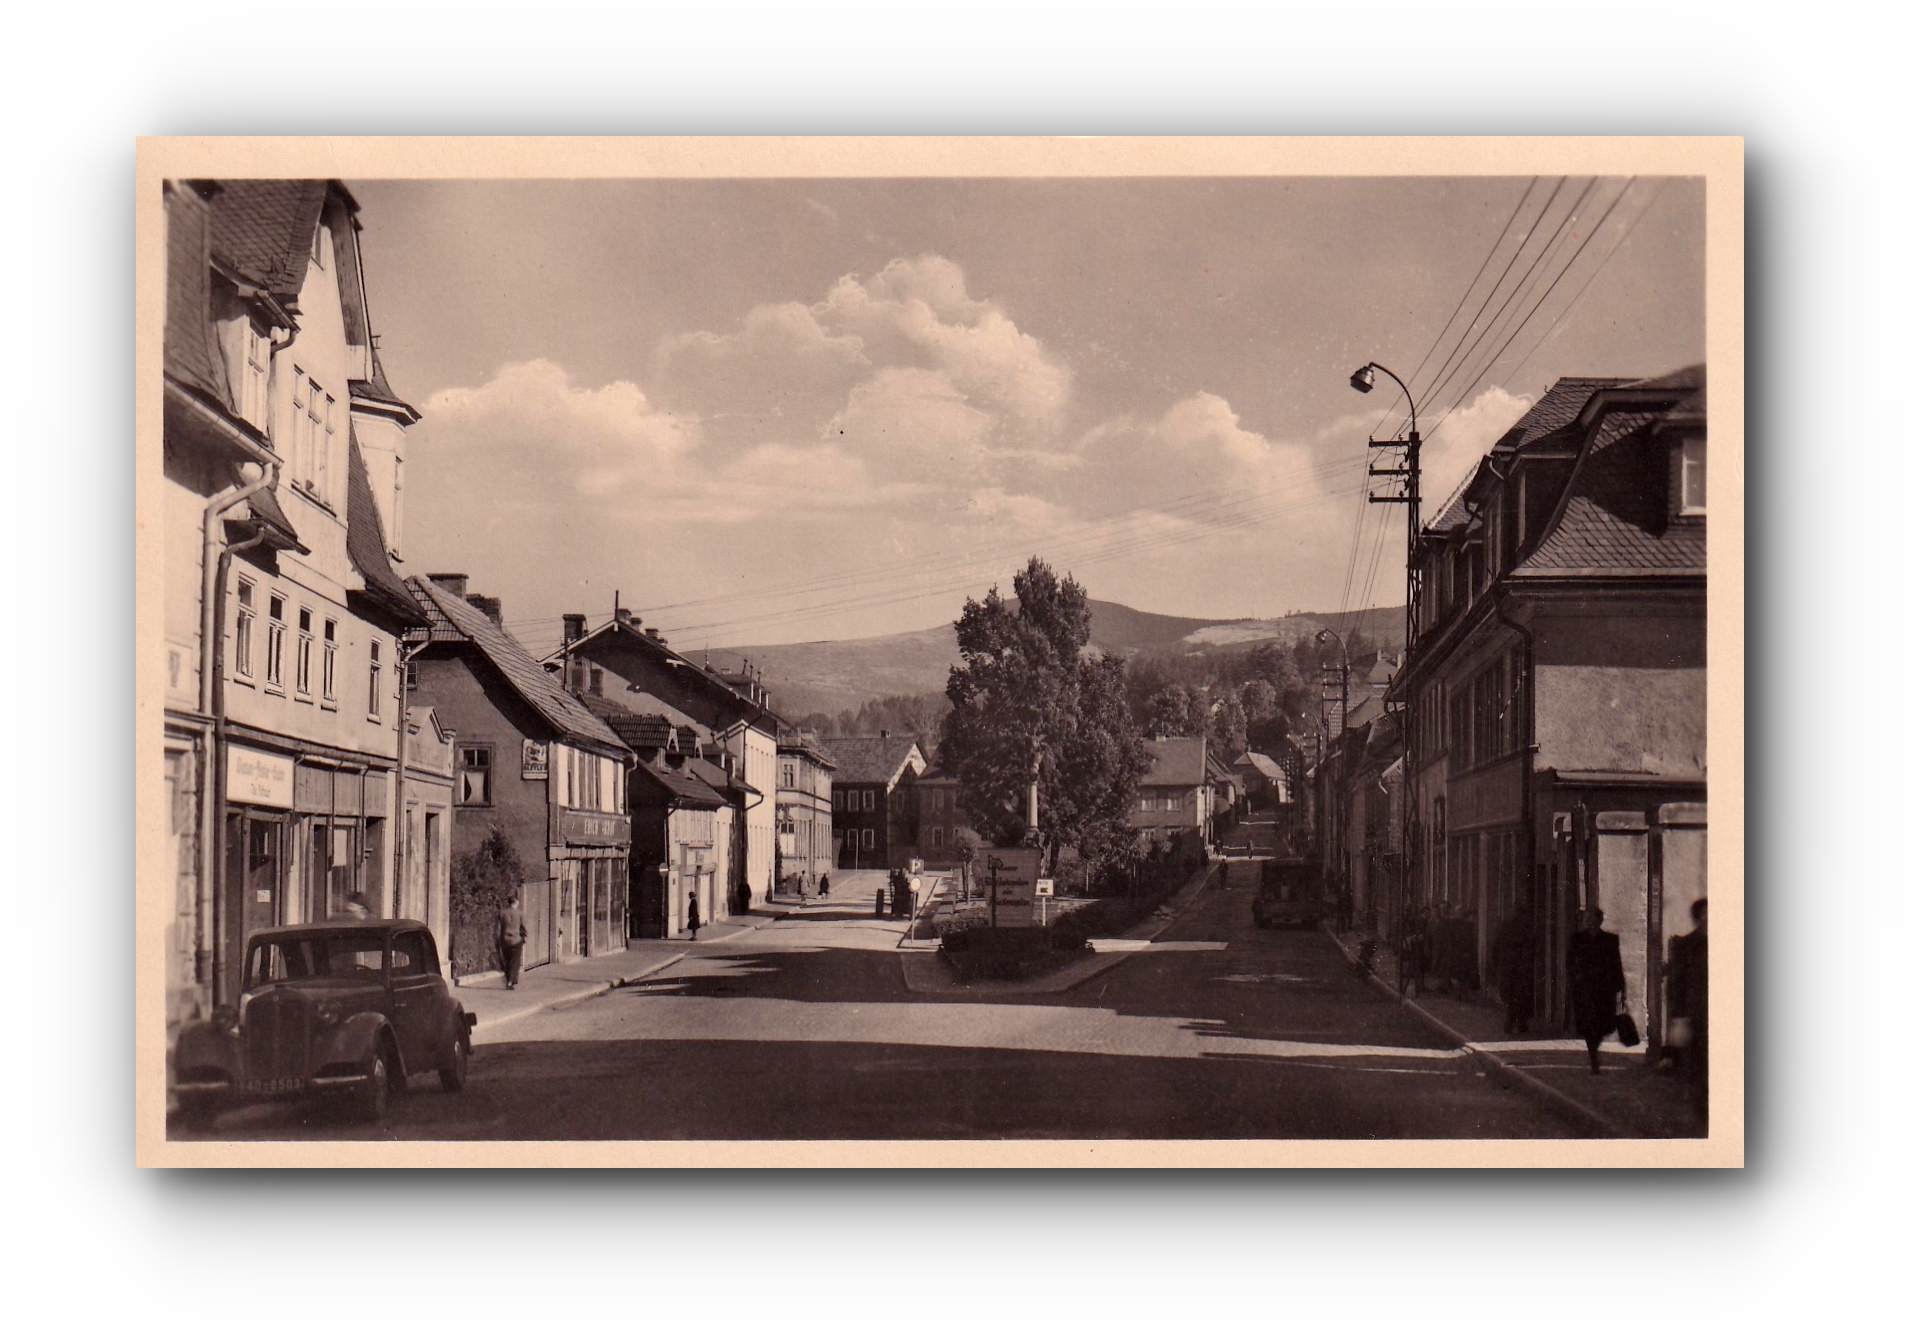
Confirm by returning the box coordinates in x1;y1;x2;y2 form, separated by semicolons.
1329;927;1706;1139
457;913;777;1036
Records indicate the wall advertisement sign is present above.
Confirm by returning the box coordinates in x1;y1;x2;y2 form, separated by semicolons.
227;745;293;808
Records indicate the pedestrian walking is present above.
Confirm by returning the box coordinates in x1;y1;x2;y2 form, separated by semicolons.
687;889;701;941
1664;898;1709;1118
1567;905;1627;1073
496;894;526;990
1492;900;1537;1035
818;872;830;904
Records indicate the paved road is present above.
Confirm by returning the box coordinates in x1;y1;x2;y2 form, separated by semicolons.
180;859;1579;1141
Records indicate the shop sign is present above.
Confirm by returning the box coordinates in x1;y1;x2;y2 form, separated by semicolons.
555;808;631;847
227;745;293;808
985;847;1042;927
522;740;549;780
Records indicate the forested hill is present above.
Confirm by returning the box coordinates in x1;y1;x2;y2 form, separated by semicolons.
712;599;1403;722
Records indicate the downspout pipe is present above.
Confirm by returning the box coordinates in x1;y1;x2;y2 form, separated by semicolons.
1491;586;1538;1013
199;460;279;1007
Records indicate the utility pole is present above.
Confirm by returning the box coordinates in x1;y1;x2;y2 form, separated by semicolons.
1350;361;1424;939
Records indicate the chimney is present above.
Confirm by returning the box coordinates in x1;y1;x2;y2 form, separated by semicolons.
562;613;586;645
615;607;632;624
467;594;503;624
428;572;468;600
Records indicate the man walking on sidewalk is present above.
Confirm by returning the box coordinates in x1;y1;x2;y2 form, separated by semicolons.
496;894;527;990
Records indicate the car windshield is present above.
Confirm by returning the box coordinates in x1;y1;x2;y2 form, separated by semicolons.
247;935;387;985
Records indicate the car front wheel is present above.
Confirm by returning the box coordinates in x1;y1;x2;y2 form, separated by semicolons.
177;1098;220;1132
356;1051;393;1124
439;1028;469;1092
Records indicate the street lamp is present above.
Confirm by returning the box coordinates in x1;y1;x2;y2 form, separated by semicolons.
1349;359;1422;943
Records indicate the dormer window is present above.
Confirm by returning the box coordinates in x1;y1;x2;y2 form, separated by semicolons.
1678;438;1706;516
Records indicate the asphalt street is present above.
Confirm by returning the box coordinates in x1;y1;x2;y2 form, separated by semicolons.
182;854;1581;1142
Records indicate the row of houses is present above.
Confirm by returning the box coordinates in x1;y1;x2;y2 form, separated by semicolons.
1306;367;1708;1043
158;177;862;1030
814;729;1255;875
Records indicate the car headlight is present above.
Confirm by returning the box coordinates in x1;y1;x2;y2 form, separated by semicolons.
212;1006;240;1037
315;1000;342;1026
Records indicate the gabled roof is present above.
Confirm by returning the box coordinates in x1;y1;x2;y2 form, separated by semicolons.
349;343;419;421
406;577;630;756
1515;366;1707;579
207;180;330;297
347;431;425;624
819;736;926;787
559;617;775;728
1234;752;1283;782
1141;736;1207;788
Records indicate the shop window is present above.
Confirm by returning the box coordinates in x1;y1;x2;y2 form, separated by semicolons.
265;594;286;688
459;746;492;806
235;579;255;679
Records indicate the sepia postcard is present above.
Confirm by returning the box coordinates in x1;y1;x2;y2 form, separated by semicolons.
135;135;1743;1168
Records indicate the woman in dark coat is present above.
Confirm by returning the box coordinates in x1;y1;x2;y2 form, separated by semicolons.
1566;906;1626;1072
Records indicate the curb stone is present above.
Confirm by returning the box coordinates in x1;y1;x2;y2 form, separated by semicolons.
470;951;687;1037
1324;930;1623;1138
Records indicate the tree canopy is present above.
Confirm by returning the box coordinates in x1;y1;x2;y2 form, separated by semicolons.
939;559;1149;868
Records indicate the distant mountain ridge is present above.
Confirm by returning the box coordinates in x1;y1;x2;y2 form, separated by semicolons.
712;599;1404;720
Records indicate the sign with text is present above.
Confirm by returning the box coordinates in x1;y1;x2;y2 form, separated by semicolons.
985;847;1043;927
227;745;293;809
1035;879;1054;899
522;739;549;780
554;808;632;847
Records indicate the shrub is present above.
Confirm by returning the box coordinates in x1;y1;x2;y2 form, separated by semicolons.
450;826;524;977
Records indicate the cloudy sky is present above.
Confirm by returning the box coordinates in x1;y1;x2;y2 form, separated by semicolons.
349;174;1704;653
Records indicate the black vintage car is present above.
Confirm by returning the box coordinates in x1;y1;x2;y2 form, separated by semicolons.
1252;857;1328;930
171;919;476;1130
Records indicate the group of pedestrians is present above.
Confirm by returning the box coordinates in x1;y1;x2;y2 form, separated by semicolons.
1489;896;1708;1099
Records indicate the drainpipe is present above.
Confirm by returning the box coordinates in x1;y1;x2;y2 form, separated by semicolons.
1491;586;1539;1018
199;460;279;1006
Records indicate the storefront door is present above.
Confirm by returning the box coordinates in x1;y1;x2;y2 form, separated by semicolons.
224;811;284;1001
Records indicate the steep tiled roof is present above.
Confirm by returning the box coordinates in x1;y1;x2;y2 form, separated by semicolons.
564;619;775;727
207;180;328;295
1141;736;1207;787
577;695;684;754
686;755;761;799
631;758;725;807
235;485;305;553
349;343;418;419
1428;378;1633;536
1234;752;1283;782
1493;376;1631;451
346;431;426;622
819;736;925;787
164;183;232;407
407;577;630;755
1515;368;1707;578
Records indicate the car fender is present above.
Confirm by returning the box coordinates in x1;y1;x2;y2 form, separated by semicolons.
173;1021;237;1078
314;1013;402;1075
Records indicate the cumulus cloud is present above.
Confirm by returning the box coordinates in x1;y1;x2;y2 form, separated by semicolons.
420;358;696;498
1418;385;1533;512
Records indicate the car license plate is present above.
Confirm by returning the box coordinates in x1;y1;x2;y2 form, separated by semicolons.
240;1077;304;1094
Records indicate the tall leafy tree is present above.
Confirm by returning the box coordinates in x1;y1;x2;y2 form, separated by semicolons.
940;559;1149;867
